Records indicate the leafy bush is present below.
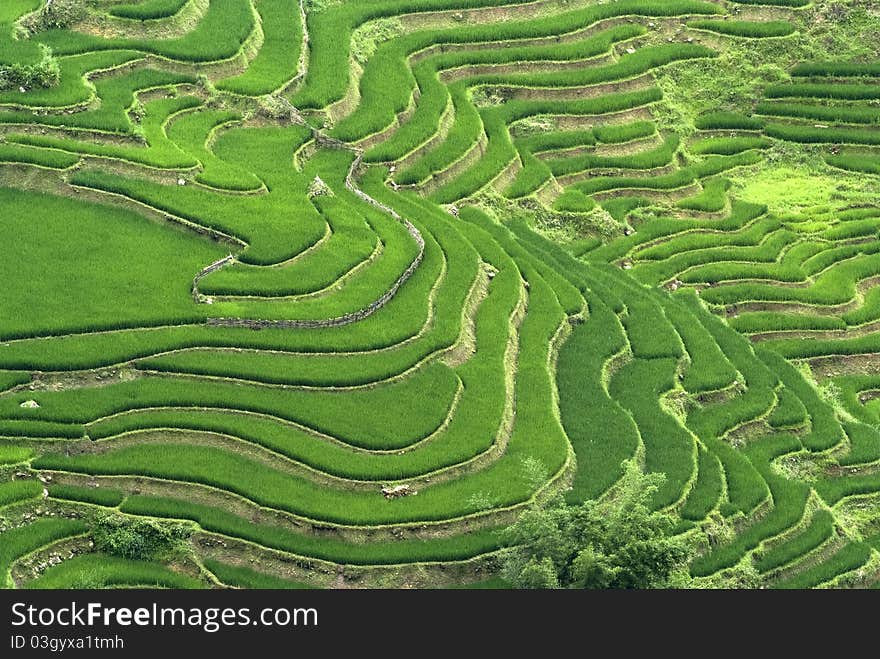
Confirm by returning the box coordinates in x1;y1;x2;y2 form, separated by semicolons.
500;462;693;588
0;46;59;90
22;0;87;33
90;514;191;561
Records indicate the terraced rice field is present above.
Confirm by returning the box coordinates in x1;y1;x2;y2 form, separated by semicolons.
1;0;880;589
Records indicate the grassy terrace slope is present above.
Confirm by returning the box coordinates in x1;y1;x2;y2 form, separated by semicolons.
1;0;880;589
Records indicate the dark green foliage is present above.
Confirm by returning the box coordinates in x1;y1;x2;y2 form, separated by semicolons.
0;46;59;90
90;514;191;561
500;462;692;588
22;0;87;32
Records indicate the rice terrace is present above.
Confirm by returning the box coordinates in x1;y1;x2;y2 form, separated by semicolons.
0;0;878;591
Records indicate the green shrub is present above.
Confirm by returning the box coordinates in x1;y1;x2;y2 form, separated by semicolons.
90;513;192;561
0;45;59;90
500;462;693;588
22;0;87;33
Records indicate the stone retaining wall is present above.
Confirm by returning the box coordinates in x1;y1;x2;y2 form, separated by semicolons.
191;254;235;301
204;137;426;330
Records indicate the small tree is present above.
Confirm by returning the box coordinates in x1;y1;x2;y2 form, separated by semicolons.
501;461;693;589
